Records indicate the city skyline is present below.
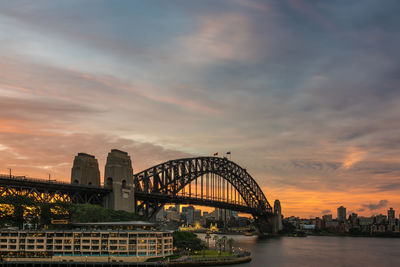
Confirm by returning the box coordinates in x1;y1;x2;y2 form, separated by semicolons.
1;0;400;218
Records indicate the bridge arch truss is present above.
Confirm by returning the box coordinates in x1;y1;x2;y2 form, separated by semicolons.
134;157;272;218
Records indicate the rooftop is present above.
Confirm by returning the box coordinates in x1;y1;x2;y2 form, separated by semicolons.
72;221;155;227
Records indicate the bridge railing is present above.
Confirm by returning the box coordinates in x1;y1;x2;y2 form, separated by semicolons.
0;174;106;189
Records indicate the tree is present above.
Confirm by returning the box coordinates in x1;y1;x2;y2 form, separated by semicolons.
213;235;219;250
217;239;223;255
227;238;234;254
0;195;36;228
172;231;205;252
205;233;211;248
221;236;227;252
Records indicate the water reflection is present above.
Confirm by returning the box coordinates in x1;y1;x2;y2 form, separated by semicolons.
196;233;400;267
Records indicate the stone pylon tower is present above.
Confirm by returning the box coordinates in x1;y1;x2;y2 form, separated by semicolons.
274;199;283;232
104;149;135;212
71;153;100;186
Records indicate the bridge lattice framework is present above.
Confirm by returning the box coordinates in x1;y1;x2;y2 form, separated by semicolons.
134;157;273;219
0;175;109;205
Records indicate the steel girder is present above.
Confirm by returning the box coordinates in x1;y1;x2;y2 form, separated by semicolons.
0;175;110;205
134;157;272;218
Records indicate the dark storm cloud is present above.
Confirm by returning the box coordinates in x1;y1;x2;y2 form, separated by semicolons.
377;182;400;192
289;160;341;171
362;200;389;211
321;209;331;214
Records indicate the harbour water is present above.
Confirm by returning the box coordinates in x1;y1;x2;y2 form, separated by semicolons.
198;234;400;266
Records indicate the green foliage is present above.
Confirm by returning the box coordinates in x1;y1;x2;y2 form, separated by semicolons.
172;231;205;252
0;195;37;227
70;203;143;222
191;249;232;258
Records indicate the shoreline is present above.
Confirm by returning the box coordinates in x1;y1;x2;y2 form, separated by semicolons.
170;256;251;266
0;256;251;267
282;232;400;238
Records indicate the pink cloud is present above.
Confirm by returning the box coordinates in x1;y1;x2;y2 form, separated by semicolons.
180;14;258;64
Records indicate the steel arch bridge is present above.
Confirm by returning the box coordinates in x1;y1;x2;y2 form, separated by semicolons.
134;157;273;223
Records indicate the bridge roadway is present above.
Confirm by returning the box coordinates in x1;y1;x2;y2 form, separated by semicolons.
0;174;110;205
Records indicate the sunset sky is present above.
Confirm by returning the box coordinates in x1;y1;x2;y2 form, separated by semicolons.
1;0;400;218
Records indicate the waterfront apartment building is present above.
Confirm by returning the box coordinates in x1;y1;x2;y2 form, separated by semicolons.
0;222;173;263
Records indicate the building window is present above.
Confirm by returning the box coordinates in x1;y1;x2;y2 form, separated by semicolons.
122;180;127;189
106;177;113;187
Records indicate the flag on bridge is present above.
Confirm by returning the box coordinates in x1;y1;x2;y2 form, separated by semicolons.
213;152;218;156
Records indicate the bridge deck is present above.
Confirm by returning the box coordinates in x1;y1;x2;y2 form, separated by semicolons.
0;174;110;193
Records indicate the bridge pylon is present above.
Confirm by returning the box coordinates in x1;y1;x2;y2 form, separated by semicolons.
104;149;135;212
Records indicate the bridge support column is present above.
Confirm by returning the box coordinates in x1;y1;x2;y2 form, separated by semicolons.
104;149;135;212
255;214;281;235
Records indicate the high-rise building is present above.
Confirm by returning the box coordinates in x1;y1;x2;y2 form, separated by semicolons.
322;214;333;222
194;209;201;222
349;213;358;225
215;208;231;221
186;206;195;225
337;206;346;222
375;214;387;224
71;153;100;186
388;208;395;220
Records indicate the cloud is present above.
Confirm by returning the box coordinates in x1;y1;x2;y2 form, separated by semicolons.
321;209;331;214
342;148;366;169
0;132;192;182
362;200;388;211
233;0;269;12
180;14;257;64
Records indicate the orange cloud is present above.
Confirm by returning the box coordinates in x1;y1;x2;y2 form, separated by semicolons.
342;148;365;169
